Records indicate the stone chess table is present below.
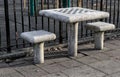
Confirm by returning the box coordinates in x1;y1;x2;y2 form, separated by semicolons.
39;7;109;57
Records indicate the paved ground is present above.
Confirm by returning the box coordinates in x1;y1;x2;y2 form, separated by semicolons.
0;39;120;77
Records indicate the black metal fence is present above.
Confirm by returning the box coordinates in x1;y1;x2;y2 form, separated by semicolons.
0;0;120;52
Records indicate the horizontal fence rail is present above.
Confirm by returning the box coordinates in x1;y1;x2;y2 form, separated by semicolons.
0;0;120;52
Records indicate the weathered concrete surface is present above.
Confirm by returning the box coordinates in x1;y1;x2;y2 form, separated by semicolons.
0;39;120;77
85;22;115;50
39;7;109;23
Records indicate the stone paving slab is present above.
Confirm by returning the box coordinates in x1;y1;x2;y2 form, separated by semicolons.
89;60;120;74
61;65;106;77
15;65;48;77
39;63;66;74
0;67;23;77
76;56;99;64
104;42;119;50
105;72;120;77
89;53;111;61
41;72;68;77
103;49;120;59
59;60;84;69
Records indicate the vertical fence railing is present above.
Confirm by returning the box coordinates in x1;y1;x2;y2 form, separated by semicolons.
0;27;1;51
4;0;11;52
1;0;120;52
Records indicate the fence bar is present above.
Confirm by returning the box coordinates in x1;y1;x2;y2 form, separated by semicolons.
30;0;34;16
41;0;44;29
47;0;50;31
100;0;104;11
113;0;116;24
96;0;98;10
0;27;1;49
13;0;18;48
117;0;120;28
4;0;11;52
62;0;70;7
21;0;25;47
28;0;31;31
58;0;63;43
34;0;38;30
105;0;108;22
109;0;112;23
91;0;94;9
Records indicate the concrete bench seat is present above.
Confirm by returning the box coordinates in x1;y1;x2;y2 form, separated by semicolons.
21;30;56;64
85;22;115;50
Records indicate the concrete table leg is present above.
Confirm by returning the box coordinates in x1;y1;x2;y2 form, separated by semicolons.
33;42;44;64
94;32;104;50
68;22;78;56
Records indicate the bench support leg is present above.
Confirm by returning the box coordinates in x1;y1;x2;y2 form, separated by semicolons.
94;32;104;50
68;22;78;56
33;42;44;64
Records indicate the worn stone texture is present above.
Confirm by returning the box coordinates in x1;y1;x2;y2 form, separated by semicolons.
85;22;115;50
20;30;56;43
59;60;83;68
85;22;115;31
62;65;105;77
90;53;111;61
40;63;66;73
39;7;109;23
41;72;68;77
0;67;23;77
76;56;99;64
94;32;104;49
14;65;48;77
33;42;44;64
90;60;120;74
105;72;120;77
68;23;78;56
103;49;120;60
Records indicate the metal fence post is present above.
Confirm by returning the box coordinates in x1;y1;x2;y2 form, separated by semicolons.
0;27;2;49
100;0;104;11
30;0;34;16
4;0;11;52
62;0;71;8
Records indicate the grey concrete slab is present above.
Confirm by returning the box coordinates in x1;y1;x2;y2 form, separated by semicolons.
40;63;67;73
90;53;111;61
51;57;71;63
0;73;24;77
14;65;48;77
105;72;120;77
41;72;68;77
106;40;120;46
76;56;99;64
104;42;119;50
77;43;107;56
103;49;120;61
59;60;84;69
69;53;85;59
90;60;120;74
62;65;106;77
0;67;23;77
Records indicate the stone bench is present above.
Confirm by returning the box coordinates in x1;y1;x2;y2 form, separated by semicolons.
85;22;115;50
20;30;56;64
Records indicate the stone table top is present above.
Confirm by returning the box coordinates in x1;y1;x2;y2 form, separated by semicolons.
39;7;109;23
